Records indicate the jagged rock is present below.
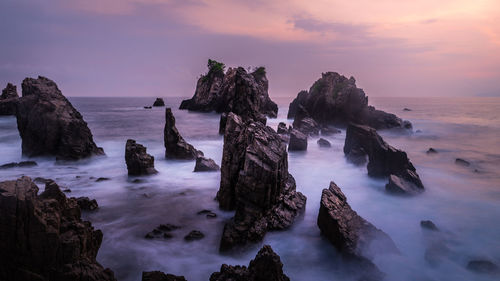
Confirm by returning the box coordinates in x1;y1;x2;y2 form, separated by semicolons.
317;181;398;280
321;126;341;136
317;138;331;147
344;123;424;195
210;245;290;281
292;105;320;136
145;224;180;239
426;148;438;154
142;271;187;281
420;220;439;231
15;76;104;160
287;72;411;130
218;113;228;135
0;83;19;115
76;197;98;211
153;98;165;107
180;60;278;121
455;158;470;167
0;177;116;281
0;161;37;169
184;230;204;241
467;260;499;274
164;108;203;159
194;157;220;172
277;122;288;134
217;113;306;251
125;139;158;175
288;129;307;151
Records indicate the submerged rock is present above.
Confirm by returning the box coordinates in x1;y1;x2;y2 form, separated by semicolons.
16;76;104;160
0;83;19;115
145;224;180;240
288;129;308;151
317;138;331;147
0;161;37;169
467;260;499;274
0;177;116;281
210;245;290;281
426;148;438;154
184;230;205;241
125;139;158;175
194;156;220;172
153;98;165;107
164;108;203;159
420;220;439;231
217;113;306;251
455;158;471;167
76;196;99;211
142;271;187;281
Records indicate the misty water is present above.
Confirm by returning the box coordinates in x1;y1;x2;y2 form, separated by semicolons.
1;96;499;281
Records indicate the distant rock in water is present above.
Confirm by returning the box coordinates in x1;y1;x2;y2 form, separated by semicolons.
153;98;165;107
467;260;499;274
344;123;424;195
0;161;37;169
217;113;306;251
15;76;104;160
287;72;411;130
420;220;439;231
426;148;438;154
210;245;290;281
180;60;278;122
277;122;288;134
142;271;187;281
194;156;220;172
125;139;158;175
455;158;471;167
0;177;116;281
403;108;412;111
0;83;19;116
164;108;203;160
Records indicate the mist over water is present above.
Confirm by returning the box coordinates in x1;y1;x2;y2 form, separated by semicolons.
0;96;499;281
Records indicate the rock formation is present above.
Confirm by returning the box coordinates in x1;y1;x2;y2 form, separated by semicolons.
217;113;306;251
76;196;99;211
142;271;187;281
317;138;331;147
287;72;411;130
125;139;158;175
164;108;203;159
277;122;288;134
292;105;321;136
194;156;220;172
0;177;115;281
210;245;290;281
344;123;424;195
153;98;165;107
0;83;19;115
288;129;307;151
15;76;104;160
0;161;37;169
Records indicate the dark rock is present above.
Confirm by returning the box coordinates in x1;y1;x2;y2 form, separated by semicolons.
317;138;331;147
344;123;424;195
1;83;18;99
63;188;72;193
467;260;499;274
164;108;203;159
34;177;51;183
144;106;152;109
217;113;306;251
153;98;165;107
288;129;308;151
321;126;341;136
142;271;187;281
0;83;19;116
210;245;290;281
184;230;204;241
125;139;158;175
455;158;470;167
76;197;98;211
0;161;37;169
194;157;220;172
218;113;228;135
197;209;217;218
292;105;320;135
426;148;438;154
145;224;180;239
287;90;308;119
16;76;104;160
277;122;288;134
96;177;110;182
403;108;412;111
420;220;439;231
0;177;116;281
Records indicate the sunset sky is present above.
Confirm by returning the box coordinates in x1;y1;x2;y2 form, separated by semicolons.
1;0;499;97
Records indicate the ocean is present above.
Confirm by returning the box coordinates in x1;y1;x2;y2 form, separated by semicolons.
0;96;499;281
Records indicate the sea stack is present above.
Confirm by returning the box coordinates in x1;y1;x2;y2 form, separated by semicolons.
125;139;158;175
15;76;104;160
0;83;19;115
164;108;203;159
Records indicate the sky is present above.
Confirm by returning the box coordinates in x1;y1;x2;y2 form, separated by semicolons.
0;0;499;98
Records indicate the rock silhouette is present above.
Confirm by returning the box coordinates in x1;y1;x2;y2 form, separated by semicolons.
0;83;19;115
125;139;158;175
164;108;203;159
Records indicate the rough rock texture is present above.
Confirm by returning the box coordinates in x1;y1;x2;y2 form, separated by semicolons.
287;72;410;130
288;129;308;151
0;83;19;115
0;177;116;281
344;123;424;195
0;161;37;169
318;181;399;280
292;105;320;135
277;122;288;134
210;245;290;281
153;98;165;107
16;76;104;160
164;108;203;159
125;139;158;175
194;157;220;172
76;197;99;211
217;113;306;251
142;271;187;281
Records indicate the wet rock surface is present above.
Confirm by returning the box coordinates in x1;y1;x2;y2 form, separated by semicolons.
142;271;187;281
15;76;104;160
0;177;116;281
194;157;220;172
0;83;19;115
0;161;37;169
145;224;180;239
164;108;203;159
153;98;165;107
288;129;308;151
125;139;158;175
292;105;320;136
76;196;99;211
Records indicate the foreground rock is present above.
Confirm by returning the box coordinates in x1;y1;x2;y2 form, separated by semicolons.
288;129;307;151
164;108;203;159
16;76;104;160
76;196;99;211
217;113;306;251
287;72;411;130
0;83;19;115
318;181;399;280
344;123;424;195
0;177;115;281
0;161;37;169
153;98;165;106
125;139;158;175
142;271;187;281
194;157;220;172
210;245;290;281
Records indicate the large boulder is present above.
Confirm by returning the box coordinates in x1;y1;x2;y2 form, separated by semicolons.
194;156;220;172
288;129;307;151
15;76;104;160
287;72;410;130
0;177;116;281
164;108;203;160
125;139;158;175
217;113;306;251
210;245;290;281
0;83;19;115
344;123;424;195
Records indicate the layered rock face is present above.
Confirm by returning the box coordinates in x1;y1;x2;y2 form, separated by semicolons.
15;76;104;160
344;123;424;195
217;113;306;251
164;108;203;159
0;177;115;281
0;83;19;115
125;139;158;175
210;245;290;281
287;72;410;130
